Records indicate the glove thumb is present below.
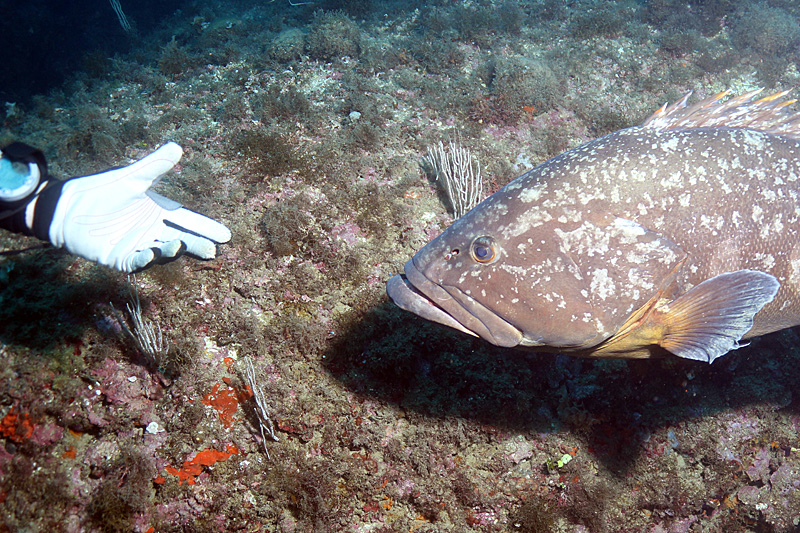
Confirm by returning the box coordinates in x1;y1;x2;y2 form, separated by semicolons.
123;142;184;196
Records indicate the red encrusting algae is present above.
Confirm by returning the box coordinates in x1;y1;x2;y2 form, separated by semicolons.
201;380;253;428
158;444;239;485
0;407;34;444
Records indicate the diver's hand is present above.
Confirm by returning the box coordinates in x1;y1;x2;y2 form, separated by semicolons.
48;143;231;272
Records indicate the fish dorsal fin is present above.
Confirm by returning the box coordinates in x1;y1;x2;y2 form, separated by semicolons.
655;270;779;364
642;89;800;139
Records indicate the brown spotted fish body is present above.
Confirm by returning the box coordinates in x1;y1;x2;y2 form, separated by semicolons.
388;90;800;363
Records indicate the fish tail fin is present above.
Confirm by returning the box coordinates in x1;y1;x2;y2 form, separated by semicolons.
642;89;800;139
654;270;779;363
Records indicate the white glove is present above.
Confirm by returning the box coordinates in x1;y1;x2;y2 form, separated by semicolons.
47;143;231;272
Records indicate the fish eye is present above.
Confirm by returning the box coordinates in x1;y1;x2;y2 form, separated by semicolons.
471;236;497;264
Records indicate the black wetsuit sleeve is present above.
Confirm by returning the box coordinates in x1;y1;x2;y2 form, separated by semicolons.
0;142;63;240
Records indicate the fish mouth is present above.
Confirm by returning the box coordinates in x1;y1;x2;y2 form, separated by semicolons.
386;259;524;348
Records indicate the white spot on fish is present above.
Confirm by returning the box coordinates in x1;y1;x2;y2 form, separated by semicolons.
661;137;679;152
753;253;776;270
590;269;615;300
519;187;543;204
752;205;764;224
594;318;606;335
612;217;646;237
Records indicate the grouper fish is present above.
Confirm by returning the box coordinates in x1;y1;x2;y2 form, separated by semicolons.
387;89;800;363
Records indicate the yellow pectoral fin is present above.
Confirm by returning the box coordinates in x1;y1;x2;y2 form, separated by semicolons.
582;294;670;359
587;269;779;362
592;269;779;362
655;270;778;363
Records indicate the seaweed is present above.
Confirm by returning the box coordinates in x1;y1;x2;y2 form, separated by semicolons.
305;10;362;60
232;130;307;179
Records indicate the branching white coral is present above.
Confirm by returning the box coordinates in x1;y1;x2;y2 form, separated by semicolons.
111;276;169;370
109;0;132;32
423;140;484;219
244;357;279;458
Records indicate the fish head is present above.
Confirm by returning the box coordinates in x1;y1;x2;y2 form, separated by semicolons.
387;187;687;351
387;186;599;349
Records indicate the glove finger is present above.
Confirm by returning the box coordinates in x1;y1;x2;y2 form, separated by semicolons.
164;207;232;244
149;227;218;260
125;248;156;273
63;143;183;197
123;240;187;272
179;233;219;260
158;239;185;259
121;142;184;195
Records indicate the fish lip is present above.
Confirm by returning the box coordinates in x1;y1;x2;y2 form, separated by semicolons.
386;259;524;348
386;274;479;339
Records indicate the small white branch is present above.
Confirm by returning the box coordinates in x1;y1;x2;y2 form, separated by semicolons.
244;357;279;459
423;140;484;219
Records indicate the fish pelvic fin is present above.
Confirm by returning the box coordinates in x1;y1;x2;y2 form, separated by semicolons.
651;270;779;364
642;89;800;139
